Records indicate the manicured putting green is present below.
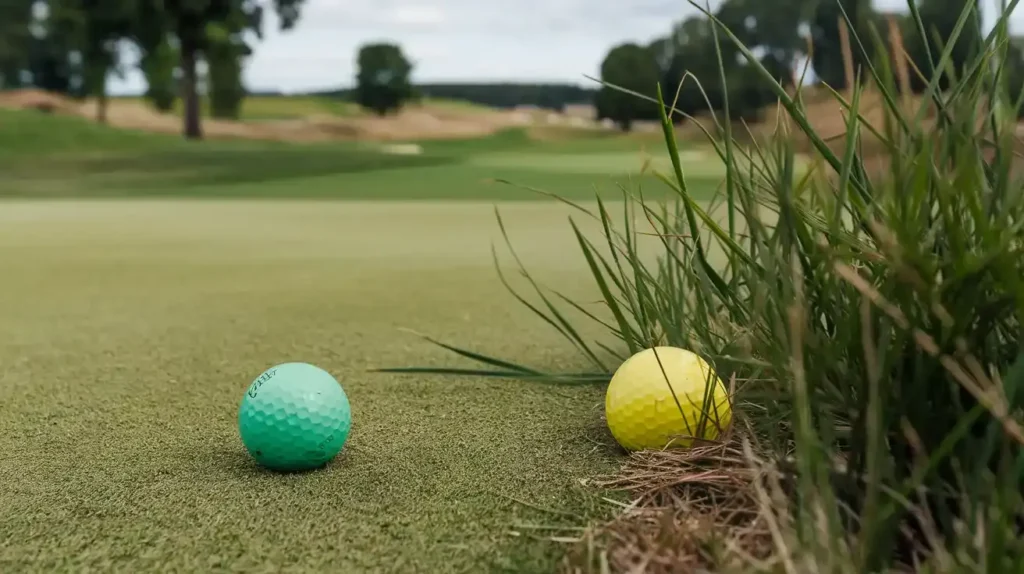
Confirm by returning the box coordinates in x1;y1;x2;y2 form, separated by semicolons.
0;200;624;572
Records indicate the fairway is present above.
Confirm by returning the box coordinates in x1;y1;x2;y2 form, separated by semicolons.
0;110;726;201
0;201;621;572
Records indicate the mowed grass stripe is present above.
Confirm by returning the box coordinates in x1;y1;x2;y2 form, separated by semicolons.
0;200;624;573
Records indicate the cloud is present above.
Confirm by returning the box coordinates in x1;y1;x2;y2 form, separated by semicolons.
389;4;446;27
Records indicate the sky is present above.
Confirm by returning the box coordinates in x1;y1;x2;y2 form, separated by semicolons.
107;0;1024;96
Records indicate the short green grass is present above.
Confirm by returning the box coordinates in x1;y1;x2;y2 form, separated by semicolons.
0;109;722;571
0;109;727;200
0;82;818;571
0;200;626;572
0;108;726;571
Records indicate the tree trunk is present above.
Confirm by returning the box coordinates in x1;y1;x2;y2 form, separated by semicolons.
96;75;108;124
180;42;202;140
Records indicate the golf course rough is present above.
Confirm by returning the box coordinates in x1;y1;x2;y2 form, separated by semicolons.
605;346;732;451
238;362;352;471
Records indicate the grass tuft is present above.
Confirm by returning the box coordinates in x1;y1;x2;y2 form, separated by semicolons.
388;0;1024;570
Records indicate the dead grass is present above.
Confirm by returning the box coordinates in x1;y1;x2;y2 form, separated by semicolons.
11;84;979;153
562;430;775;574
0;89;579;142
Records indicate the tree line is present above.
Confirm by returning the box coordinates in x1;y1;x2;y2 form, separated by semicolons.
0;3;596;139
411;83;596;110
317;83;596;111
5;0;1018;139
0;0;308;139
596;0;1024;130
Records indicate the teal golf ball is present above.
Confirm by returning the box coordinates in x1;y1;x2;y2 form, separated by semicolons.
238;362;352;472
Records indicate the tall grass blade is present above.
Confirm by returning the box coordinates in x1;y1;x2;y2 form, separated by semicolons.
570;219;641;356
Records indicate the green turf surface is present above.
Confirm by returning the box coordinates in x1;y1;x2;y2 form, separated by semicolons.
0;109;724;200
0;107;181;155
0;200;626;572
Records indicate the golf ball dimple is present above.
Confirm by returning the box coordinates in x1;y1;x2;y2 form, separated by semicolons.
604;346;732;451
238;362;352;472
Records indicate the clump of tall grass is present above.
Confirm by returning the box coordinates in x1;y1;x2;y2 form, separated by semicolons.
383;0;1024;570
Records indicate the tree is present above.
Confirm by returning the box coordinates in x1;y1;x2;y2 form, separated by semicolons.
726;62;775;122
353;42;413;116
902;0;982;92
206;21;249;119
647;36;676;81
54;0;137;122
140;36;178;112
0;0;35;88
646;7;794;125
657;16;727;119
28;2;85;96
409;83;595;110
135;0;307;140
717;0;813;81
810;0;877;90
597;42;661;131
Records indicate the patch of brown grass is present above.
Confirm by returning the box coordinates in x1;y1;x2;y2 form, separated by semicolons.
0;88;81;114
0;88;572;142
561;432;775;574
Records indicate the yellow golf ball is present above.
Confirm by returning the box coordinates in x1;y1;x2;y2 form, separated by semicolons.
605;346;732;451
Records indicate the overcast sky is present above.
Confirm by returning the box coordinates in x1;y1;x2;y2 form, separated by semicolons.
107;0;1024;96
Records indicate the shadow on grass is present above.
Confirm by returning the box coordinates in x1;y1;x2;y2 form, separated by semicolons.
209;443;357;478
